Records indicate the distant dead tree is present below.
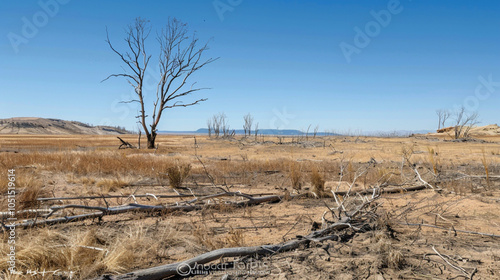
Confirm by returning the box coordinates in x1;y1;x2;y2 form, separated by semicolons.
103;17;217;148
436;109;451;130
313;125;319;138
206;118;212;138
243;113;253;137
211;113;229;138
254;122;259;141
220;113;230;138
212;114;221;138
453;106;480;139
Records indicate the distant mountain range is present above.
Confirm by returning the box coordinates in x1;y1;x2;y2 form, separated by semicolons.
158;128;433;136
0;117;130;135
158;128;316;136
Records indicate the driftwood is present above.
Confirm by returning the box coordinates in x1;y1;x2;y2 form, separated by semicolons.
117;137;136;149
94;222;351;280
37;192;276;202
94;194;379;280
5;194;282;230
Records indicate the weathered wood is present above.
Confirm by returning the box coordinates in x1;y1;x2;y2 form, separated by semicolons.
6;194;282;230
36;192;277;202
93;196;379;280
117;136;136;149
93;221;352;280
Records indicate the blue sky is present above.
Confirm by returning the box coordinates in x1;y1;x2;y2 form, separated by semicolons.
1;0;499;133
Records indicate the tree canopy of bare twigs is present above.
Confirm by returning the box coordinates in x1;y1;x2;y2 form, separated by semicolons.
453;106;480;139
209;112;231;138
243;113;253;137
436;109;451;130
103;17;218;148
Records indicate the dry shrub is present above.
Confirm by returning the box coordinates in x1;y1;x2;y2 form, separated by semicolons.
310;166;325;196
17;171;44;210
372;231;405;269
427;147;439;175
167;164;191;188
289;162;302;190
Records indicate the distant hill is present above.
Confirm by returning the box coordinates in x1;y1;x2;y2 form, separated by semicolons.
0;117;130;135
433;124;500;136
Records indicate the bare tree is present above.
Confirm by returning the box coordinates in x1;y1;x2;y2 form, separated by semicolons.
436;109;451;130
103;18;218;148
211;113;229;138
453;106;480;139
220;113;230;138
207;118;212;138
254;122;259;141
243;113;253;137
313;125;319;138
212;114;221;138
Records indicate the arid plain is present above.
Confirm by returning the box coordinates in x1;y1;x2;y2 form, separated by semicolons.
1;133;500;279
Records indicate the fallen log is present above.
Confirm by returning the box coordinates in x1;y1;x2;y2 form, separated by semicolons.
94;220;353;280
4;194;282;230
93;194;380;280
117;137;136;149
37;192;277;202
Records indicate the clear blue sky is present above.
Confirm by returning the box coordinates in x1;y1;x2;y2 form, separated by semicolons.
1;0;499;133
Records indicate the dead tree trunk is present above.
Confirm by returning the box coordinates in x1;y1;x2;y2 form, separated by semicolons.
147;132;156;149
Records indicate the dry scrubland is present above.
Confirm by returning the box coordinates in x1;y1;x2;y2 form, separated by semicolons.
1;134;500;279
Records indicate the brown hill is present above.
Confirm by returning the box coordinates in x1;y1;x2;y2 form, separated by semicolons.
435;124;500;136
0;117;130;135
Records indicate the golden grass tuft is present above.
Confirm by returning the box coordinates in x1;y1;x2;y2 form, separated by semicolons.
167;164;191;188
289;162;302;190
16;171;44;210
310;165;325;196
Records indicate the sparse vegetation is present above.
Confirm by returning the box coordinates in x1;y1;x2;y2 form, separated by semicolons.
0;134;499;279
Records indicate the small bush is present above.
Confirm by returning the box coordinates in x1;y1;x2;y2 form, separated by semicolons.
310;166;325;196
167;164;191;188
289;162;302;190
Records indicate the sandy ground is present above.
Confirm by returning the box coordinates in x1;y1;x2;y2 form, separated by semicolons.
0;134;499;279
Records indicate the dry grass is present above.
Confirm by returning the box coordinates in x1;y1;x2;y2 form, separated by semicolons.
166;164;191;188
0;134;499;279
96;176;133;194
289;162;302;190
0;222;190;279
310;165;325;196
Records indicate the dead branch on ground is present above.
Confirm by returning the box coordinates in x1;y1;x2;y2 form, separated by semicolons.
94;191;381;280
3;193;283;230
